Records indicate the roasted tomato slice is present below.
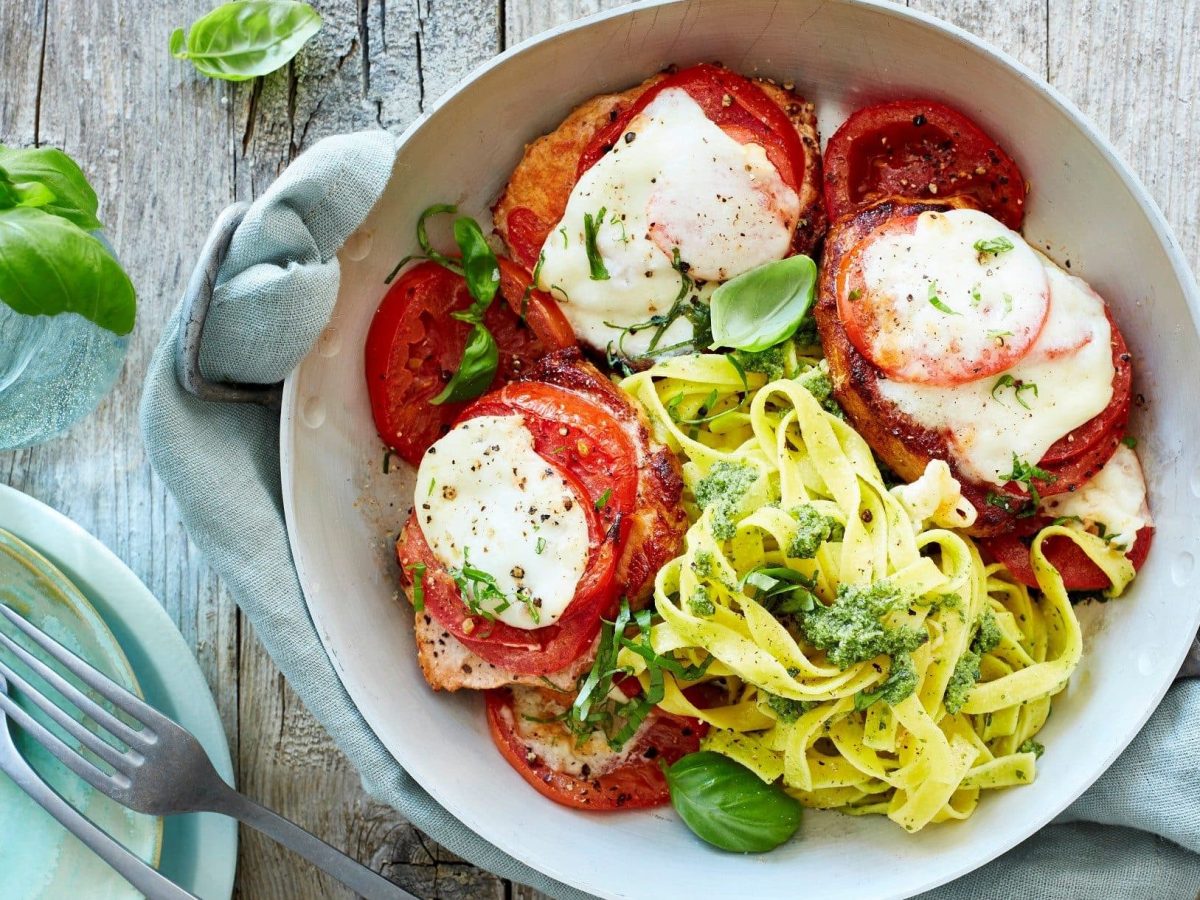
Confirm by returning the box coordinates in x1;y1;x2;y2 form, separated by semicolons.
988;309;1133;510
824;99;1027;228
485;686;704;810
834;210;1049;386
504;206;552;273
981;525;1154;592
578;63;808;201
397;378;640;675
1040;309;1133;465
364;259;574;466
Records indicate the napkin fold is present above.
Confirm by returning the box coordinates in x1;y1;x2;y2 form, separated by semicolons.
140;131;1200;900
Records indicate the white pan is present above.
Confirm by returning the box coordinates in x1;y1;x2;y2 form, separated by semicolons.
279;2;1200;897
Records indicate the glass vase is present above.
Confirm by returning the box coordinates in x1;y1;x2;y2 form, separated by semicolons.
0;303;130;451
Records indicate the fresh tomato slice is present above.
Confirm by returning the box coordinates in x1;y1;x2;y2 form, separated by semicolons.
485;686;704;810
981;524;1154;592
364;260;574;466
579;63;807;197
397;379;640;675
824;99;1027;229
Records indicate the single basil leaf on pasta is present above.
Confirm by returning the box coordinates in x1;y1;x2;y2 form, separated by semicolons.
170;0;323;82
430;323;498;405
0;207;136;335
453;216;500;310
708;255;817;352
0;145;102;230
666;751;803;852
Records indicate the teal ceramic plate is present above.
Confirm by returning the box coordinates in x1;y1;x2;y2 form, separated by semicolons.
0;528;161;899
0;485;237;899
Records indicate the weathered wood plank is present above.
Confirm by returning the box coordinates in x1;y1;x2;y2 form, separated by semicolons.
505;0;623;47
0;0;45;147
0;0;242;755
906;0;1049;76
1048;0;1200;265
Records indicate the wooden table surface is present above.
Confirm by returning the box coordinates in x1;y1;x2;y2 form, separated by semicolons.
1;0;1196;897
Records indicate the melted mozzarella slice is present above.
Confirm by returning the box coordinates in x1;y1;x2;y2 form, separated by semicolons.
1039;444;1151;549
879;255;1115;485
853;209;1049;383
416;415;589;630
537;87;799;355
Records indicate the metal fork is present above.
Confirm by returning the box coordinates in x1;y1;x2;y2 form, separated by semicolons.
0;671;197;898
0;604;413;900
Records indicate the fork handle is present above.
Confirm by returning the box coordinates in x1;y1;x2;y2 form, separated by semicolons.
207;784;414;900
0;755;197;900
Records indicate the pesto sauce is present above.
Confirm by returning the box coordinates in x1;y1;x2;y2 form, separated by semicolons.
787;504;845;559
764;692;815;723
799;580;927;670
943;608;1003;715
854;652;919;711
694;461;759;540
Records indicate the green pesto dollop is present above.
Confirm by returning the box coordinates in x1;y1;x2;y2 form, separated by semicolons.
691;550;716;579
688;583;716;617
795;360;843;417
732;344;792;381
974;607;1002;654
1018;738;1045;758
800;580;927;670
694;461;758;540
787;504;845;559
943;609;1003;715
763;692;815;723
854;652;919;711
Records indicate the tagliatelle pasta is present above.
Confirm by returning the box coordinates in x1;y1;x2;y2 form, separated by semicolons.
618;350;1136;832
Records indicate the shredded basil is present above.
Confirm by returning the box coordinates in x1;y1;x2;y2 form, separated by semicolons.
406;562;427;613
583;206;610;280
927;280;960;316
991;374;1038;409
974;235;1015;262
1000;453;1058;510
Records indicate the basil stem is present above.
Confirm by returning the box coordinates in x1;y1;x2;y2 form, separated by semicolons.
417;203;465;275
431;323;498;405
709;255;817;352
170;0;323;82
666;751;803;852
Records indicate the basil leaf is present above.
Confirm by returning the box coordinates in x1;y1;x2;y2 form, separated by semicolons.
0;207;135;335
170;0;322;82
0;145;101;230
0;170;55;210
453;217;499;310
709;255;817;352
666;751;803;852
430;323;497;405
